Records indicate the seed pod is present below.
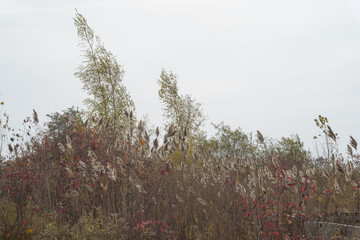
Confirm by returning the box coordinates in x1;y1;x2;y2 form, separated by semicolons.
350;136;358;150
153;138;158;149
327;126;337;142
8;144;13;153
144;131;150;142
167;125;173;136
336;162;344;174
33;109;39;123
257;130;264;143
170;130;177;137
138;120;143;131
347;145;353;156
156;127;160;136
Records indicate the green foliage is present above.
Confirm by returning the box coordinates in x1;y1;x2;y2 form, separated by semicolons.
46;107;82;142
204;122;256;159
276;134;311;166
74;10;135;130
158;69;205;142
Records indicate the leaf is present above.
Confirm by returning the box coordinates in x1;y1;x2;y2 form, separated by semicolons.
194;215;198;223
273;231;280;236
286;176;295;182
156;127;160;136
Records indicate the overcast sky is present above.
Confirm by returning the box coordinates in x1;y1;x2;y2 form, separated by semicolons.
1;0;360;155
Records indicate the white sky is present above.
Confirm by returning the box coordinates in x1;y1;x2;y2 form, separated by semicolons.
1;0;360;155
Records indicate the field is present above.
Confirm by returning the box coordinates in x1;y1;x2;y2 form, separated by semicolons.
1;110;359;240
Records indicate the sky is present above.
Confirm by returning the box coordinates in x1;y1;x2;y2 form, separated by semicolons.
1;0;360;155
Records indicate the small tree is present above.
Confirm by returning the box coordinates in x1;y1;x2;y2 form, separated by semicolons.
276;134;311;166
205;122;256;159
74;10;135;131
46;107;82;143
158;69;205;142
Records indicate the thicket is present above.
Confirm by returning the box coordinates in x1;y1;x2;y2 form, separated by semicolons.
1;11;359;240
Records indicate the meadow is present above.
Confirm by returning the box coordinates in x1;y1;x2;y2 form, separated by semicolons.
0;107;359;239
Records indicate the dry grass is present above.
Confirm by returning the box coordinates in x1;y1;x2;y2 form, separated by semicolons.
1;115;360;239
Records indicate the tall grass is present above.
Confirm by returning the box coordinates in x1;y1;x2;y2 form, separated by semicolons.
0;113;359;239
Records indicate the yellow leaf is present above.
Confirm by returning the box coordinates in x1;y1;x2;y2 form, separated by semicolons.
194;215;198;223
6;233;10;238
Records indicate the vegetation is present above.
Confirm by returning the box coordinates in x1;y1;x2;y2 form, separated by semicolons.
158;69;206;143
0;100;10;160
1;11;359;239
74;10;135;131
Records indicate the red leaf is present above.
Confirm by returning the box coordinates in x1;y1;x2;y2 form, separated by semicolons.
287;176;295;181
273;231;280;236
